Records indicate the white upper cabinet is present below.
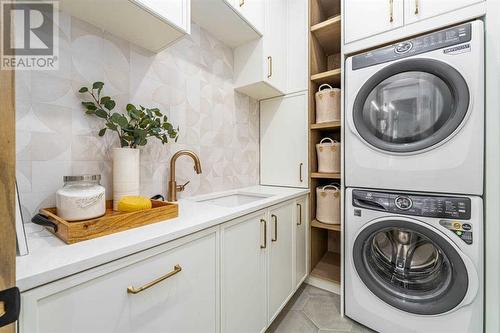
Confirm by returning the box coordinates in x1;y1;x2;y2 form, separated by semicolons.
260;92;308;188
191;0;263;48
59;0;190;52
286;0;308;93
234;0;288;100
404;0;484;24
233;0;265;33
344;0;404;44
133;0;188;29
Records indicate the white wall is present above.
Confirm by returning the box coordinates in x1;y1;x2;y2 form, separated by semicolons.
484;1;500;332
15;13;260;221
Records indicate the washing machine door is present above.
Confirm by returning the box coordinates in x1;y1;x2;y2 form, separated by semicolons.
353;218;469;315
352;58;470;153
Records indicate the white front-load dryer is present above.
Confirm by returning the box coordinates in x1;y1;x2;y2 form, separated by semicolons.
345;21;484;195
345;188;483;333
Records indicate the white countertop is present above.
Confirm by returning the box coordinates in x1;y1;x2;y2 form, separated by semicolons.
17;186;309;292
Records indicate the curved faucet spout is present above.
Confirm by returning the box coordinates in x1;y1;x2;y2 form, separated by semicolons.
168;150;202;202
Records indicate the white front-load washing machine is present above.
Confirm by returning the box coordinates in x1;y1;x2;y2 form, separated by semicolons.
345;188;483;333
345;21;484;195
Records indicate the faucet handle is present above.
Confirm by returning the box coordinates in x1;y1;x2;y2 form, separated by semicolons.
176;181;190;192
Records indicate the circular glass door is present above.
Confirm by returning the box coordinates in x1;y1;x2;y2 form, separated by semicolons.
353;219;468;315
353;59;470;153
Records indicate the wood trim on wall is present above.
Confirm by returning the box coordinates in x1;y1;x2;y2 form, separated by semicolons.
0;61;16;333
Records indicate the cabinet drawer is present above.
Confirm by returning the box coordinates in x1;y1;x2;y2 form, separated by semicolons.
20;230;218;333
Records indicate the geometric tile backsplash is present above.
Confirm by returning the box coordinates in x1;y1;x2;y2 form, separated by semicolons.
16;12;259;221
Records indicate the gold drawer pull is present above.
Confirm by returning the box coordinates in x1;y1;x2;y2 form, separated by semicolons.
267;56;272;78
297;203;302;226
260;218;267;249
239;0;245;6
415;0;419;14
271;214;278;242
389;0;394;23
127;264;182;294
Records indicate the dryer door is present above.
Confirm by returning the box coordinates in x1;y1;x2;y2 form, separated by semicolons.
353;219;469;315
352;59;469;153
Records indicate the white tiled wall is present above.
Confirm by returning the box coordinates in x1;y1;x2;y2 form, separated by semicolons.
16;12;260;221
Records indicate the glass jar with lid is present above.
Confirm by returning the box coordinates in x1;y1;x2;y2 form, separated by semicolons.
56;175;106;221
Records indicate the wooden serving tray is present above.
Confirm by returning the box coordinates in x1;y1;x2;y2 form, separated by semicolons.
39;200;178;244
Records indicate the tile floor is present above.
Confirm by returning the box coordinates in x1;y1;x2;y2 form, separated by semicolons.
266;284;375;333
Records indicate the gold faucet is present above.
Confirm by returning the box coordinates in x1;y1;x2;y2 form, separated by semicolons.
168;150;202;202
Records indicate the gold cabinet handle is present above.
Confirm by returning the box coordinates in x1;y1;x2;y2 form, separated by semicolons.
297;203;302;226
267;56;272;78
260;218;267;249
299;163;304;182
389;0;394;23
271;214;278;242
239;0;244;7
414;0;419;14
127;264;182;294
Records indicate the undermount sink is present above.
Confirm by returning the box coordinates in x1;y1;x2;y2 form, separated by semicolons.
196;192;272;208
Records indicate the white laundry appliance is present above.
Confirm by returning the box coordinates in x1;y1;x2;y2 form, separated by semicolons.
345;21;484;195
345;188;483;333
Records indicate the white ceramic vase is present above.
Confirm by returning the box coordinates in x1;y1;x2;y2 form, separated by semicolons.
112;147;140;211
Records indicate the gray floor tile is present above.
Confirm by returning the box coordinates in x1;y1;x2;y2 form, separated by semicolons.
267;310;318;333
302;294;352;331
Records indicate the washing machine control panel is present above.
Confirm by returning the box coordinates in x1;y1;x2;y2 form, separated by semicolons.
352;190;471;220
352;22;472;70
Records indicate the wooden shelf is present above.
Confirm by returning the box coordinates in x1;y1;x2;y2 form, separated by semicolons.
311;68;341;85
310;121;341;130
311;15;341;55
311;172;341;179
311;219;341;232
310;251;341;284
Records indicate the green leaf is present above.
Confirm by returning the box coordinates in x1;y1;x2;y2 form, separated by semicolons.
130;109;141;120
98;128;106;136
126;104;136;112
82;101;95;107
95;109;108;119
85;104;97;111
100;96;111;104
111;113;129;128
79;87;88;93
104;100;116;111
106;122;117;130
85;110;95;115
120;137;129;147
92;82;104;90
150;108;162;117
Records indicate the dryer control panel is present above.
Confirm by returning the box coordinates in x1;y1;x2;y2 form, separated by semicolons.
352;190;471;220
352;22;472;70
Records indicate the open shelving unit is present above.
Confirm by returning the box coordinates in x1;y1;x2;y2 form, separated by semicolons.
308;0;342;291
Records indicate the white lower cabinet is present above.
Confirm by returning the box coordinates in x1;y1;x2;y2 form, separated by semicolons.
221;210;268;333
20;228;219;333
268;202;294;322
20;195;308;333
294;197;308;289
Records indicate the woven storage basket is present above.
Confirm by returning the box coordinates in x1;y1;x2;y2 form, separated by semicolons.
316;138;341;173
315;84;341;123
316;185;340;224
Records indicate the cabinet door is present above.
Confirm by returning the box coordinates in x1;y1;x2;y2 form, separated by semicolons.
236;0;265;33
264;0;287;92
404;0;484;24
20;230;218;333
133;0;189;30
221;211;268;333
260;92;308;188
344;0;404;44
286;0;308;93
295;197;308;289
268;202;294;322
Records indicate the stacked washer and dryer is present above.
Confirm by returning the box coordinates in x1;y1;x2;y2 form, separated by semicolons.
344;21;484;333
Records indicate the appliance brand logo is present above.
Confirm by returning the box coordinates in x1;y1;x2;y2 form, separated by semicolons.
443;43;470;55
394;41;413;54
